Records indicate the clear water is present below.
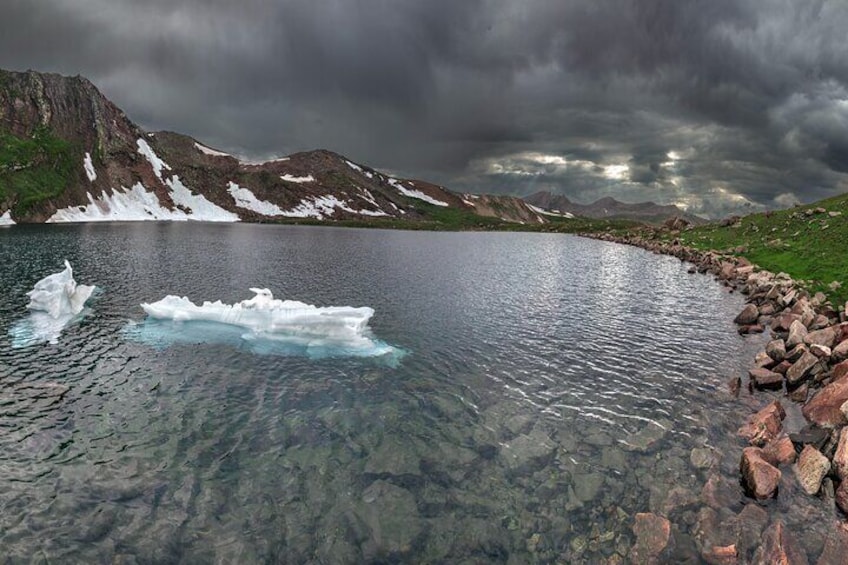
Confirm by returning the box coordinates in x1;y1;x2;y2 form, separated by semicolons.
0;224;833;563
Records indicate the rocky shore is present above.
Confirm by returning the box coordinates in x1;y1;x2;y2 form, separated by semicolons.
586;228;848;564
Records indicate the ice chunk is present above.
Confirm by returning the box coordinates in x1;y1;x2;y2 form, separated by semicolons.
136;288;401;360
0;210;15;226
9;261;96;347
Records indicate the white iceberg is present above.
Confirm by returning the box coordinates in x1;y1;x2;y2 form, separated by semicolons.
136;288;401;360
9;261;96;347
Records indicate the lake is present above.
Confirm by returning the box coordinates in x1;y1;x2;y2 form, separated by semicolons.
0;223;831;563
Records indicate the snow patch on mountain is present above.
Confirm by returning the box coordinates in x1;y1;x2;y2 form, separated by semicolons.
47;184;183;222
83;152;97;182
387;178;449;207
281;195;387;219
345;160;363;172
166;177;239;222
526;203;575;219
137;139;171;180
194;142;231;158
280;174;315;184
0;210;15;226
227;182;286;216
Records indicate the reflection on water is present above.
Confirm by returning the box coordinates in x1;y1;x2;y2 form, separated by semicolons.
0;224;832;562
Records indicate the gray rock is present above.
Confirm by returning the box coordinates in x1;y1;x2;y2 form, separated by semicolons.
795;445;830;496
766;339;787;362
786;351;819;385
499;427;556;472
806;326;837;348
734;304;759;325
357;480;423;559
786;320;808;348
623;419;671;453
690;447;718;469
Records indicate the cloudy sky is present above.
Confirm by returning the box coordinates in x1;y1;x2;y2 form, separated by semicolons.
2;0;848;217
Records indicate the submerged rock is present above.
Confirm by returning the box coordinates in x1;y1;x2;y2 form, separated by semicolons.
740;447;781;499
738;401;785;447
752;521;809;565
762;436;797;466
356;480;423;560
631;513;670;563
748;368;783;390
795;445;830;496
623;419;671;453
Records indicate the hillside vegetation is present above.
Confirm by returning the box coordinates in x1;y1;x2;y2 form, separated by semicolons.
671;193;848;305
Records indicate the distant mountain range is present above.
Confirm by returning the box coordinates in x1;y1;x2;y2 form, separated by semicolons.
523;191;706;225
0;69;543;226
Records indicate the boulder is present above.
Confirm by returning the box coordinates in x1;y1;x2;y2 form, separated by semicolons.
834;428;848;480
734;304;760;325
837;482;848;516
834;360;848;382
774;360;792;376
833;339;848;362
702;544;737;565
631;513;670;563
755;351;776;368
789;425;830;450
811;315;832;330
738;401;785;446
795;445;830;495
803;379;848;427
817;527;848;565
762;436;797;466
806;326;838;349
355;480;423;559
740;447;781;499
786;351;819;386
811;344;832;359
787;320;808;348
748;367;783;390
739;324;764;335
774;312;801;332
786;344;808;362
752;521;809;565
766;339;787;363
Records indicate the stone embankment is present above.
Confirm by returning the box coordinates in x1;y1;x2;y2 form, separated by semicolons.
586;229;848;563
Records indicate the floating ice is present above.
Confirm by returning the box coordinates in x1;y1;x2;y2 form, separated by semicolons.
134;288;402;360
0;210;15;226
9;261;96;347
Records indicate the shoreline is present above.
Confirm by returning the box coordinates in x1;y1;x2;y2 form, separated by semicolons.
585;229;848;561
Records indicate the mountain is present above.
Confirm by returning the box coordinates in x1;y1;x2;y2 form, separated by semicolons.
523;191;706;225
0;69;545;226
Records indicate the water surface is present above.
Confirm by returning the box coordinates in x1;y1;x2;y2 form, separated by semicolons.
0;223;831;563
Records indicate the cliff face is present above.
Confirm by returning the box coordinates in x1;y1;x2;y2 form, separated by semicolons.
0;68;546;226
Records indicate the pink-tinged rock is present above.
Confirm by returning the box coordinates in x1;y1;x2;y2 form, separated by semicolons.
786;351;819;386
762;436;797;466
774;360;792;375
788;383;809;402
738;401;785;446
749;367;783;389
834;360;848;382
833;339;848;362
837;482;848;517
752;521;809;565
787;320;808;348
806;326;838;348
817;526;848;565
833;428;848;480
631;513;671;563
755;351;776;368
795;445;831;495
760;302;777;316
774;312;802;332
734;303;759;325
701;474;737;509
811;315;832;330
739;324;764;335
786;343;808;362
767;339;787;362
703;544;737;565
740;447;782;499
810;344;832;359
803;379;848;427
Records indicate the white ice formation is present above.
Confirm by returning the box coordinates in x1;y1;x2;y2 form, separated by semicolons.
194;142;231;157
10;261;96;346
0;210;15;226
139;288;396;358
83;152;97;182
280;174;316;184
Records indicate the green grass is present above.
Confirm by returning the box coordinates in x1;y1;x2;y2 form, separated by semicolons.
666;193;848;305
0;126;77;214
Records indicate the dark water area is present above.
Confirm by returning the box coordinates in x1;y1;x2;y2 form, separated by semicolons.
0;223;836;563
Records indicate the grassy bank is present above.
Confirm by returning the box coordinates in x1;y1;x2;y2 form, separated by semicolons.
0;126;77;214
667;193;848;305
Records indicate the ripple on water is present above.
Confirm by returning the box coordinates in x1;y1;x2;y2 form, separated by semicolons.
0;225;831;562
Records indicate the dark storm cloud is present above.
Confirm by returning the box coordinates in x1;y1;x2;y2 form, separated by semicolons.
2;0;848;217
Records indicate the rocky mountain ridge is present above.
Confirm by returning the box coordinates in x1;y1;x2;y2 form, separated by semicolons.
0;69;543;226
524;190;706;225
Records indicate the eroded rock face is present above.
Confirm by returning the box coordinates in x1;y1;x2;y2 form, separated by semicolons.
631;513;670;563
738;401;785;446
795;445;831;496
740;447;781;499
